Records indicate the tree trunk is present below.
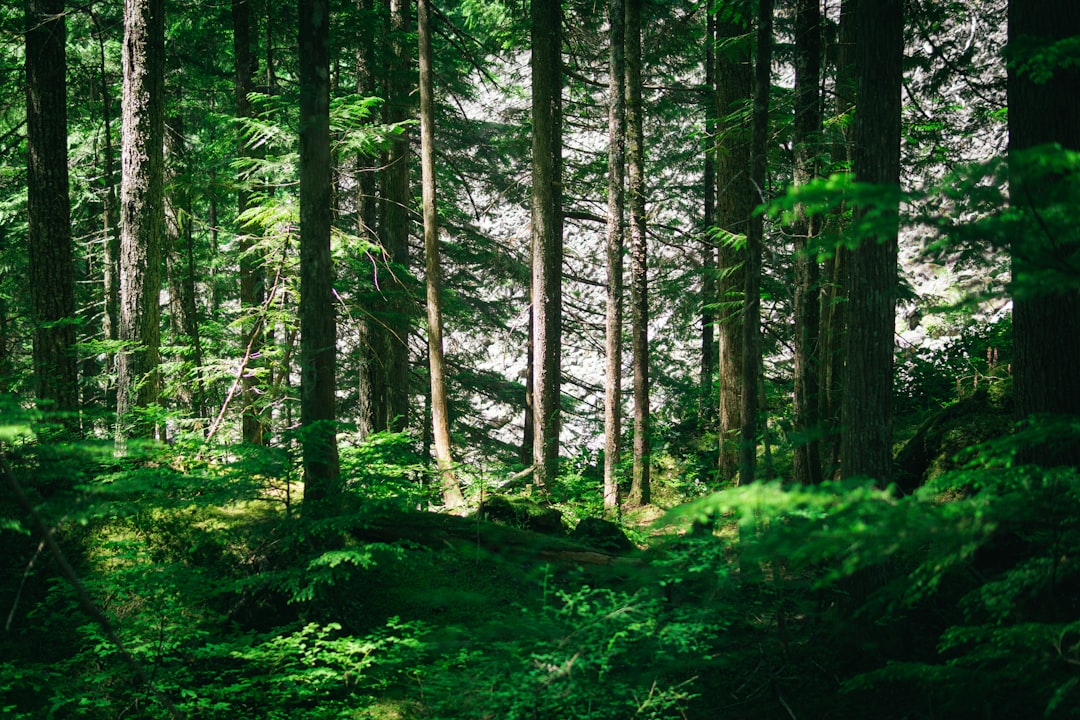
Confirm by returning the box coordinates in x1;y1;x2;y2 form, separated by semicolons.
530;0;563;489
603;0;626;516
714;6;752;482
164;113;206;422
738;0;771;486
1007;0;1080;466
26;0;78;424
791;0;823;485
625;0;650;507
381;0;413;433
234;0;267;444
840;0;902;482
699;8;718;481
117;0;165;440
418;0;465;509
299;0;340;514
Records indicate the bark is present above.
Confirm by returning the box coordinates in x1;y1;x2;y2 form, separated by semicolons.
381;0;413;433
1007;0;1080;466
791;0;823;485
234;0;267;444
418;0;465;508
738;0;772;486
26;0;78;423
117;0;165;440
530;0;563;489
714;7;752;481
603;0;626;516
699;8;718;464
626;0;650;506
299;0;340;513
840;0;903;482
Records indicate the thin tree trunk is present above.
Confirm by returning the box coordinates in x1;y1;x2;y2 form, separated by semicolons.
418;0;465;509
299;0;340;514
626;0;650;507
234;0;267;444
26;0;78;425
699;7;718;478
715;7;752;482
738;0;771;486
117;0;165;440
840;0;902;482
791;0;823;485
530;0;563;489
603;0;626;516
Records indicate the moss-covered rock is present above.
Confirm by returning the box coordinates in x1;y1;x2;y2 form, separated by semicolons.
475;494;565;535
570;517;635;553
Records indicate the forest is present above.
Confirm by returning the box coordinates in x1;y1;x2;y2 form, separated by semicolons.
2;0;1080;717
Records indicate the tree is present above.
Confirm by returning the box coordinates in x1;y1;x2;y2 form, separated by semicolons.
530;0;563;489
738;0;772;486
299;0;340;512
116;0;165;439
1007;0;1080;465
625;0;650;506
25;0;78;422
699;7;718;477
791;0;823;485
603;0;626;516
418;0;465;508
714;5;752;481
840;0;903;482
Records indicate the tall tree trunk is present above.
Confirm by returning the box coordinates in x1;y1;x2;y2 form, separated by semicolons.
791;0;823;485
299;0;340;514
1007;0;1080;466
234;0;267;444
738;0;771;486
840;0;903;482
26;0;78;425
530;0;563;489
714;7;752;482
164;113;206;421
625;0;650;506
418;0;465;508
819;0;856;478
382;0;413;433
603;0;626;516
117;0;165;440
699;8;718;480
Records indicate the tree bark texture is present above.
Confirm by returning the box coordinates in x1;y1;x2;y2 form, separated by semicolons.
840;0;902;482
738;0;771;486
419;0;465;508
604;0;626;516
26;0;78;421
530;0;563;489
714;7;752;482
626;0;650;506
1007;0;1080;466
117;0;165;439
299;0;340;512
381;0;413;433
791;0;823;485
699;8;718;468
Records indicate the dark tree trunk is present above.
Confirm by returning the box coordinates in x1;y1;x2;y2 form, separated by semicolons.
530;0;563;489
299;0;340;513
26;0;78;424
840;0;903;482
714;6;752;482
699;8;718;477
381;0;413;433
626;0;650;507
1007;0;1080;466
117;0;165;439
418;0;465;508
791;0;823;485
604;0;626;516
738;0;772;486
234;0;267;444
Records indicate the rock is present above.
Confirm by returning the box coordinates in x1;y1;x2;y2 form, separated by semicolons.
476;494;565;535
570;517;635;553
